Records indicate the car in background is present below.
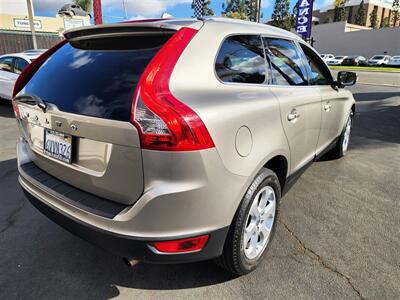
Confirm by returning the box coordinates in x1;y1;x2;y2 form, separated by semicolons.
320;53;335;62
368;55;391;66
58;4;88;16
23;49;47;55
0;52;42;100
327;55;347;66
387;56;400;67
342;55;367;66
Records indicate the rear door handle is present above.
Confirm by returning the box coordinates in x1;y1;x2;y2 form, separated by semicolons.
287;109;300;122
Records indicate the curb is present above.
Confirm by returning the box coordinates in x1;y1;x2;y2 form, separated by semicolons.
330;68;400;74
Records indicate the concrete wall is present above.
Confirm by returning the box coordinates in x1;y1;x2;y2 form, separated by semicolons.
310;21;400;58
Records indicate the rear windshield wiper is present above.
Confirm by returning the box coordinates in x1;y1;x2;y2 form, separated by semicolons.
14;94;48;112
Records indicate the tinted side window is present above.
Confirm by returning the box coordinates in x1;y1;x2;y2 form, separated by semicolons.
299;44;331;85
263;38;308;86
0;57;13;72
14;58;29;74
215;35;266;84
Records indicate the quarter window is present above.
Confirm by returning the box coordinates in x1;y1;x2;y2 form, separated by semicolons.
0;57;13;73
215;35;266;84
263;38;308;86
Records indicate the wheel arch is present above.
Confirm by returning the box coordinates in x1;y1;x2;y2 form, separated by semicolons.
263;155;288;192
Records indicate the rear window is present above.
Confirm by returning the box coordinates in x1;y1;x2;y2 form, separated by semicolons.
371;56;384;59
21;34;172;121
215;35;266;84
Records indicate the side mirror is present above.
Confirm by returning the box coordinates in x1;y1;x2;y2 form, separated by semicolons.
336;71;357;88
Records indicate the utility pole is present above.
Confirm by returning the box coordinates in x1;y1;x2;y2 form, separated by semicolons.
93;0;103;24
122;0;128;20
255;0;261;22
26;0;37;49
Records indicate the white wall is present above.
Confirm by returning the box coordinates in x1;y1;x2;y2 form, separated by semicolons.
310;22;400;58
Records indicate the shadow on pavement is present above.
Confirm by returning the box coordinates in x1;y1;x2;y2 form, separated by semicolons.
0;158;236;299
0;100;14;118
351;97;400;145
352;91;400;102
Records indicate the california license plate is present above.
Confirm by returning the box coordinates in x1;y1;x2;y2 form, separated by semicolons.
43;129;72;164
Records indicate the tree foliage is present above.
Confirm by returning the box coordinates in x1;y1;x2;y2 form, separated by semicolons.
333;0;347;22
73;0;91;12
270;0;291;30
392;0;400;26
222;0;255;20
381;17;390;27
354;0;365;25
369;5;378;28
192;0;214;16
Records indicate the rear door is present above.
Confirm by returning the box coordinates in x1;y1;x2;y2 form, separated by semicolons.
263;37;321;174
15;30;174;205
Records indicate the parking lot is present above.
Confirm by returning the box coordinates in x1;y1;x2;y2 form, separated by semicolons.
0;79;399;299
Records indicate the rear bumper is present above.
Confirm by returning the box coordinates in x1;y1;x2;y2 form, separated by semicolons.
22;189;229;263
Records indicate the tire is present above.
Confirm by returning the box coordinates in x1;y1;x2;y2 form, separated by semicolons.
329;111;353;158
215;168;281;275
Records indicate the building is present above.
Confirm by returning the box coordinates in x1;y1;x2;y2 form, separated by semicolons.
0;0;91;36
313;0;397;28
307;21;400;58
0;0;90;54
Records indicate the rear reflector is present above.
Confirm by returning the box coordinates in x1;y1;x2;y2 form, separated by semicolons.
131;27;215;151
151;235;209;253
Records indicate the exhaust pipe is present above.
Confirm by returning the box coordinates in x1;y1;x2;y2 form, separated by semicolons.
123;257;140;267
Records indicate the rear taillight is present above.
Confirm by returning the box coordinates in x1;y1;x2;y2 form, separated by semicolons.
11;100;20;119
151;235;209;253
12;40;67;98
131;28;214;151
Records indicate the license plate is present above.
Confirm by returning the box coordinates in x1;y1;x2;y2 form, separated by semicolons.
43;129;72;164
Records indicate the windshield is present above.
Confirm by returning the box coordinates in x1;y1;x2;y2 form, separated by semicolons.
371;56;384;60
335;56;345;59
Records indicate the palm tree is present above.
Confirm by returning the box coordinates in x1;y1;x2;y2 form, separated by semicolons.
74;0;91;12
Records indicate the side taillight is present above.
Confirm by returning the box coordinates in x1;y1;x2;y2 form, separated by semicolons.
131;28;214;151
12;39;67;98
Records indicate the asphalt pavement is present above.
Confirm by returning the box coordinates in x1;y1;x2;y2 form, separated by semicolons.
0;81;399;299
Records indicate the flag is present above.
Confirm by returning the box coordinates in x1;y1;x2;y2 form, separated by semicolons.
193;0;205;18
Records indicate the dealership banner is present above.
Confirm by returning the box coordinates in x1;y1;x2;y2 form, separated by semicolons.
295;0;314;38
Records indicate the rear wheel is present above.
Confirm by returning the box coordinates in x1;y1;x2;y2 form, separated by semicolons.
215;168;280;275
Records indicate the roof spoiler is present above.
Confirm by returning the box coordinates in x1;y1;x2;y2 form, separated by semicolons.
64;23;179;41
64;19;203;41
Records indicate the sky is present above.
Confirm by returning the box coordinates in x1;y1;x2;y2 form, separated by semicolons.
31;0;335;23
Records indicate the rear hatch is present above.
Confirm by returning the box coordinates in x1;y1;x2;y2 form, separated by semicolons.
15;23;187;205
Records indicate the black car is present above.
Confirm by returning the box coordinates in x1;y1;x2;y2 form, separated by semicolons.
342;55;367;66
58;4;88;17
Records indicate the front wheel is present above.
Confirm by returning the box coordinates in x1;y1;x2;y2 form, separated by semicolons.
215;168;280;275
329;111;353;158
